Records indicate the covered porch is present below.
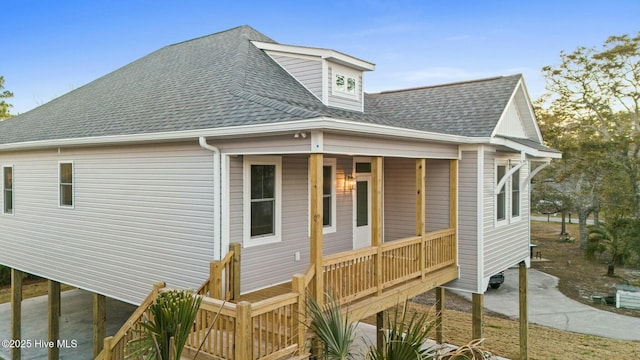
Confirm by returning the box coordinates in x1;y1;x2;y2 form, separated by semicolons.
98;153;459;360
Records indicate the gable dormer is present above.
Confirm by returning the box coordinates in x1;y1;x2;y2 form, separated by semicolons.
252;41;375;112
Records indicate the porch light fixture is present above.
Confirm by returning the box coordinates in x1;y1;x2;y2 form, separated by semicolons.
344;174;355;192
293;131;307;139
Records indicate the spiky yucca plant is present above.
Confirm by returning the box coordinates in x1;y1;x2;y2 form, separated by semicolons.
366;300;437;360
126;290;202;360
306;293;359;360
438;339;496;360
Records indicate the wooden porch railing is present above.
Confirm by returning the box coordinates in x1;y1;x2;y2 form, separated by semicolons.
321;228;456;303
98;230;455;360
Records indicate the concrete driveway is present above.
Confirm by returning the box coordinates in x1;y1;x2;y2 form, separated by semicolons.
0;289;136;360
456;268;640;341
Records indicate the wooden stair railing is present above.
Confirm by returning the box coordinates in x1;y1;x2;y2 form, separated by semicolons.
95;282;166;360
197;243;241;301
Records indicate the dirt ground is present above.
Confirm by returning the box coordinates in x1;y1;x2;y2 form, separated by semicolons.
374;220;640;359
2;221;639;359
529;221;640;318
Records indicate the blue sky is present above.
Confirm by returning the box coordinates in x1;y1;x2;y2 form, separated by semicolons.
5;1;640;114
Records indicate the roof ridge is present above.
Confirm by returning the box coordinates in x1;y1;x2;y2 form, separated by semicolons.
165;25;276;49
370;74;522;95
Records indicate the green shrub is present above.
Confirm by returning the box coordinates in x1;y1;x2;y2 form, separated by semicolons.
306;293;358;360
366;300;437;360
0;266;40;286
126;290;202;360
0;266;10;286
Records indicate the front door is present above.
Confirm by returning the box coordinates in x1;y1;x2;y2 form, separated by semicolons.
353;161;372;249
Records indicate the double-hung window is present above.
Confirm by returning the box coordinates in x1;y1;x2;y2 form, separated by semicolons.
244;156;281;246
511;168;520;218
322;158;336;233
3;166;13;214
59;161;74;208
496;164;507;222
495;160;523;225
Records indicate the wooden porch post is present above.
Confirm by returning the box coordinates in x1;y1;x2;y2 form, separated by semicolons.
519;261;529;360
11;268;23;360
376;311;385;353
93;293;106;358
209;260;221;298
310;153;324;304
449;159;458;229
471;293;483;340
235;301;252;359
371;157;383;295
416;159;426;279
230;242;241;300
450;159;458;265
293;274;307;353
435;287;445;344
48;280;61;360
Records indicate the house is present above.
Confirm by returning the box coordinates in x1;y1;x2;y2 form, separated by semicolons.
0;26;560;359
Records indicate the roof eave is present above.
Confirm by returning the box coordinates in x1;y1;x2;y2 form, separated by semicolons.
0;117;485;152
490;137;562;159
252;41;375;71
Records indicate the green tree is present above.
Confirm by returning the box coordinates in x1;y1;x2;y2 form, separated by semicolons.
586;217;639;275
0;76;13;119
541;32;640;219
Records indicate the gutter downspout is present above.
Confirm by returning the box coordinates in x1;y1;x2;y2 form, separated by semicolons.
199;137;222;260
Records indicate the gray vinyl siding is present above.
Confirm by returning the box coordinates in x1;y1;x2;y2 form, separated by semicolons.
426;159;451;232
445;150;479;291
0;143;215;305
269;54;323;99
323;133;458;159
216;134;311;155
230;155;354;293
383;158;451;241
327;63;363;112
383;158;415;241
483;150;530;277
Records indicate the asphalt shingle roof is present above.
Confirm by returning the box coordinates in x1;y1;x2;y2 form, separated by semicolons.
0;25;534;146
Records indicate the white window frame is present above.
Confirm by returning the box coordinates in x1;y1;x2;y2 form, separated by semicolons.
243;156;282;247
331;64;359;100
511;166;521;221
308;158;337;234
495;161;508;227
58;161;75;209
3;165;14;215
495;159;523;227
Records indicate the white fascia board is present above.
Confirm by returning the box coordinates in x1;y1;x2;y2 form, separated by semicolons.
517;77;545;143
252;41;375;71
0;117;489;152
490;78;544;144
489;137;562;159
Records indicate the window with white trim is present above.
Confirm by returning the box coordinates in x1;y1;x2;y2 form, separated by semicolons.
495;160;523;225
244;156;282;246
3;166;13;214
322;158;336;233
511;168;520;218
496;164;507;222
59;161;74;208
331;64;359;99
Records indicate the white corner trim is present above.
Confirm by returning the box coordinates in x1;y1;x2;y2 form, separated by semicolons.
476;146;485;293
